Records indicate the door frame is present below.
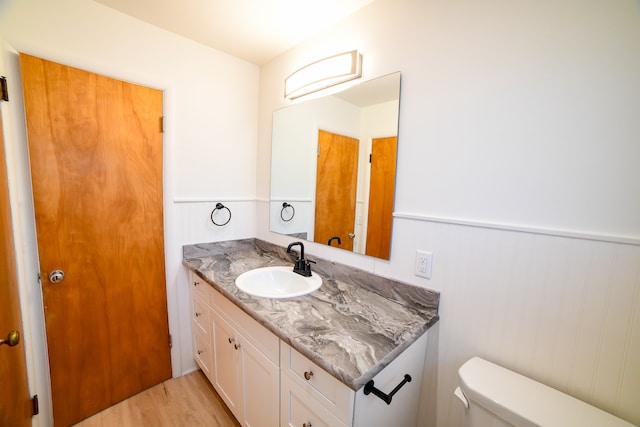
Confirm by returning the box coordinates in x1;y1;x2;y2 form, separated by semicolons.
0;46;180;426
1;83;32;427
0;44;52;426
21;53;172;425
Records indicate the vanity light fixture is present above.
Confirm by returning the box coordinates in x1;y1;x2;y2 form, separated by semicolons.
284;50;363;99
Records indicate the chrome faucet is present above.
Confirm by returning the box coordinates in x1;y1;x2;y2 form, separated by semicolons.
286;241;314;277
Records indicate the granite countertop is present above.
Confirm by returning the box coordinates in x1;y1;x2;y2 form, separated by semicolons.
182;238;440;391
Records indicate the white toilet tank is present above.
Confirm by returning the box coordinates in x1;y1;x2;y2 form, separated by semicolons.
455;357;635;427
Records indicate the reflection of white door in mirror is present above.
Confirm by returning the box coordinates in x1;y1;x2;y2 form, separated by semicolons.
270;72;401;260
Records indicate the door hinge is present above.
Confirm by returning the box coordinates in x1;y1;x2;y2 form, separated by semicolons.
369;153;372;163
168;334;172;348
160;116;164;133
0;76;8;102
32;394;39;416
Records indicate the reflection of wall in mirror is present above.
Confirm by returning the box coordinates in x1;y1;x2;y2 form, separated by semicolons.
270;95;360;239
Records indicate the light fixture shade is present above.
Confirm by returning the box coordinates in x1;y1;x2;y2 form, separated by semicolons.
284;50;363;99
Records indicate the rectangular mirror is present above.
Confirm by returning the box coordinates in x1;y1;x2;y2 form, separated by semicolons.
270;72;401;260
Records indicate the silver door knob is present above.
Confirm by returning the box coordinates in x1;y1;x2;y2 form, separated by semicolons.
48;270;64;284
348;233;355;239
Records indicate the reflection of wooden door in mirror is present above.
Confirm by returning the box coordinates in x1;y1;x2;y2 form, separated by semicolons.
365;136;397;259
314;130;359;250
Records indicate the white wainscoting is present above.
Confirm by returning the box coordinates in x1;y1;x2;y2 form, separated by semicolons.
174;199;257;246
171;199;257;376
388;218;640;426
176;199;639;425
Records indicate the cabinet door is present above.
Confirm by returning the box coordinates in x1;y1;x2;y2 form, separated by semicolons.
281;374;348;427
193;327;213;381
241;336;279;427
212;310;243;421
280;341;354;423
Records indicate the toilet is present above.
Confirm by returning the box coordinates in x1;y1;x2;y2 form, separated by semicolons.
455;357;635;427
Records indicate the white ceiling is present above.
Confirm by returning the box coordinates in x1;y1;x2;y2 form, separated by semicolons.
94;0;376;65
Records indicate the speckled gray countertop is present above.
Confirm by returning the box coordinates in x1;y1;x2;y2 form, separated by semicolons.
183;238;440;391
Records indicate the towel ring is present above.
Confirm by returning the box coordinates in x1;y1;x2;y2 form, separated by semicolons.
280;202;295;222
211;202;231;226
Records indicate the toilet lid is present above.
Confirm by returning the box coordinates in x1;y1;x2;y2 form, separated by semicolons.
457;357;634;427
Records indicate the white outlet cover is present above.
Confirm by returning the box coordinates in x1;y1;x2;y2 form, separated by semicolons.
415;250;433;279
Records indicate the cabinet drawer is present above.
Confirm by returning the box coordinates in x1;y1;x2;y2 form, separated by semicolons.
190;271;213;303
281;373;349;427
281;341;354;423
213;289;279;365
193;327;213;381
192;294;210;334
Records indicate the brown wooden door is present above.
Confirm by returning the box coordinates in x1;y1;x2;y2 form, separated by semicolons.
365;136;397;259
0;102;33;427
314;130;359;250
20;54;171;426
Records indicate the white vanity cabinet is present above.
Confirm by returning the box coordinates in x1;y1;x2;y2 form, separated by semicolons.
280;341;354;427
351;331;429;427
188;271;280;427
280;332;429;427
190;273;214;381
188;269;430;427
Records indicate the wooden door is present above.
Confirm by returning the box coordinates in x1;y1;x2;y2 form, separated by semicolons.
20;54;171;426
314;130;359;250
365;136;397;259
0;101;33;427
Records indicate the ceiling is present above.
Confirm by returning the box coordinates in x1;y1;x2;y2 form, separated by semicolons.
94;0;376;65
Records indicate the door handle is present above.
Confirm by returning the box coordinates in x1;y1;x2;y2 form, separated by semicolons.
0;330;20;347
48;269;65;284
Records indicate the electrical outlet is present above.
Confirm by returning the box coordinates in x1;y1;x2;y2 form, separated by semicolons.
415;250;433;279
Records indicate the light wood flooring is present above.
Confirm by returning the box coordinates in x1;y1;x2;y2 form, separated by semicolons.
74;370;240;427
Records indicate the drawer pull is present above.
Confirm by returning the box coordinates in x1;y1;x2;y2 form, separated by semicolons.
303;371;313;381
197;349;203;355
234;343;241;350
193;281;199;287
195;311;202;317
364;374;412;405
303;423;312;427
228;337;235;344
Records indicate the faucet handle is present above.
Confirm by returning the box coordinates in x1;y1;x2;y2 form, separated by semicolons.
293;257;314;277
302;259;315;276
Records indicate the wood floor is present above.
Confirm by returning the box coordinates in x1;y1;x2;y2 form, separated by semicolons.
74;370;240;427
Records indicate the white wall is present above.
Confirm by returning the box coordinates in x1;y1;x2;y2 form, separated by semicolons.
258;0;640;425
3;0;639;426
0;0;259;425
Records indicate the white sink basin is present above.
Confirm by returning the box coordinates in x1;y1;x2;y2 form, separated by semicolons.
235;266;322;299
